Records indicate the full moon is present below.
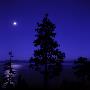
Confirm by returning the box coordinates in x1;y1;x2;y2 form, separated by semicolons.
13;21;17;26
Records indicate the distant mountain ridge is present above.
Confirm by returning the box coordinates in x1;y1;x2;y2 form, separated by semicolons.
0;60;29;63
0;59;82;64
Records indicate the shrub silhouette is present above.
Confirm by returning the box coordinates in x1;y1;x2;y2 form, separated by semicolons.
73;57;90;85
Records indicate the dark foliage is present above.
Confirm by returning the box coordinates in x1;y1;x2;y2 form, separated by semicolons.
29;14;65;88
73;57;90;84
60;80;90;90
2;51;16;89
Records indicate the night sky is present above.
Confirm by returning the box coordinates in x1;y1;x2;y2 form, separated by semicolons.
0;0;90;60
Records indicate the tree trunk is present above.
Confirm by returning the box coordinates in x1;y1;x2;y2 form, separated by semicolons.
44;63;48;89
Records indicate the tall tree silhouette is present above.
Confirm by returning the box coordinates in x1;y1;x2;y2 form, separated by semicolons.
30;14;65;88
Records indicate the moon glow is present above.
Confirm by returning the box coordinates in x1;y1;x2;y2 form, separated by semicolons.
13;21;17;26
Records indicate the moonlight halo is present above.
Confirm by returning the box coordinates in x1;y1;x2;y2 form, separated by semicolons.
13;21;17;26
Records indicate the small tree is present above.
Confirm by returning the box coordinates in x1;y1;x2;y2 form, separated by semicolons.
73;57;90;83
30;14;65;88
2;51;16;89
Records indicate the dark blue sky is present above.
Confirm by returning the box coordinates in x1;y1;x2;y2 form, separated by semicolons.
0;0;90;60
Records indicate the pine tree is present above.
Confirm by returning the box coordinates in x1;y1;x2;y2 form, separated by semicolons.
30;14;65;88
2;51;16;89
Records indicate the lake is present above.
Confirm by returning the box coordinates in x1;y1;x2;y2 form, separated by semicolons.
0;61;77;88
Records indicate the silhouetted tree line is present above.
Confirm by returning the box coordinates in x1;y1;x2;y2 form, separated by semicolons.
0;14;90;89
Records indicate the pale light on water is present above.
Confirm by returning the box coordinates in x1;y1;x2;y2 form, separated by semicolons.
12;64;22;70
4;64;22;78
